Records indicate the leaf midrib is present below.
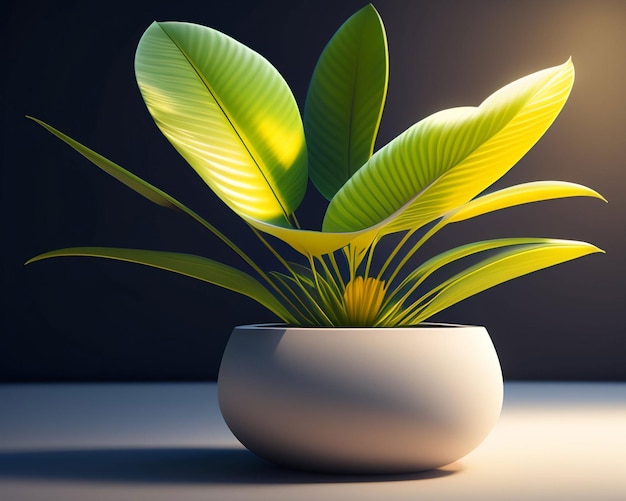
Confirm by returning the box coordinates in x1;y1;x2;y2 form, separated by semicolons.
345;23;363;183
157;22;291;224
371;70;565;232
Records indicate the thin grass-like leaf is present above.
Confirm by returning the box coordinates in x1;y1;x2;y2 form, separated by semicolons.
398;240;603;325
269;271;330;325
377;181;606;284
447;181;607;223
28;117;178;211
26;247;292;322
379;237;562;325
26;117;280;290
391;238;558;297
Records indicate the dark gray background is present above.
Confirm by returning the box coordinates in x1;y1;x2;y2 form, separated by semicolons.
2;0;624;381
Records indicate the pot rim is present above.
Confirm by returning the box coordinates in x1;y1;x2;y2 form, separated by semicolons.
234;321;484;331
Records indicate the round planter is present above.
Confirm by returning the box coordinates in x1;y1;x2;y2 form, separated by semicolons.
217;323;503;474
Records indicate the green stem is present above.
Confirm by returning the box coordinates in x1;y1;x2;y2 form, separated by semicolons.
305;255;335;325
246;225;315;320
384;219;448;286
317;255;343;298
268;272;321;325
377;221;451;319
344;245;359;283
290;212;302;229
314;256;345;314
251;227;332;325
376;230;414;280
327;251;346;291
363;235;380;279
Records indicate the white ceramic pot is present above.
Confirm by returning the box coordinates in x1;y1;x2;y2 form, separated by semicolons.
217;323;503;474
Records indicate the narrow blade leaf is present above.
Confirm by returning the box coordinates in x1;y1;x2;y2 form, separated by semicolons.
26;117;268;273
391;237;560;297
304;4;388;200
135;21;307;226
27;116;178;211
26;247;290;320
405;239;603;324
447;181;607;223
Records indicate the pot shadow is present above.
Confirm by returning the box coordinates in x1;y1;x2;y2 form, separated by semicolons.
0;447;460;485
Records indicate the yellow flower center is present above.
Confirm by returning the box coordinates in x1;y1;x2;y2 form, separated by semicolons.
342;276;387;326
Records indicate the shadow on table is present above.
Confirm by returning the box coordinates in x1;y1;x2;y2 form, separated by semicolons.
0;447;460;485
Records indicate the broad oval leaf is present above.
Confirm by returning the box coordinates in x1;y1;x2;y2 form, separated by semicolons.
26;247;292;321
323;59;575;233
304;4;388;200
135;21;307;227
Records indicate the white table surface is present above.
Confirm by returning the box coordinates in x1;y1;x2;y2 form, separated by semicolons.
1;382;625;501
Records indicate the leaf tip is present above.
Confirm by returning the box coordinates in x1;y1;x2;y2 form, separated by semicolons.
24;254;43;266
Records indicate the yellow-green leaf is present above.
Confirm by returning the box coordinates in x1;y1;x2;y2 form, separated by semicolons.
27;117;178;211
447;181;607;223
26;247;291;321
403;239;603;325
242;214;377;258
26;117;273;280
323;59;575;234
389;237;558;300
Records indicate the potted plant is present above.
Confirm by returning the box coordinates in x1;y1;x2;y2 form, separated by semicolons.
27;4;605;473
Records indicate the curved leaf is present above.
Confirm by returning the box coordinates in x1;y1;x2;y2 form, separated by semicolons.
26;117;274;282
379;237;570;325
447;181;607;223
239;180;604;259
402;239;603;325
323;59;575;233
26;247;292;321
242;214;377;258
390;237;559;299
135;21;307;227
27;116;178;211
304;4;388;200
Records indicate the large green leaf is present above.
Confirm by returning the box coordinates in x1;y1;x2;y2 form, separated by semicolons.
26;247;291;321
135;21;307;227
401;239;603;325
304;4;388;200
323;59;575;233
